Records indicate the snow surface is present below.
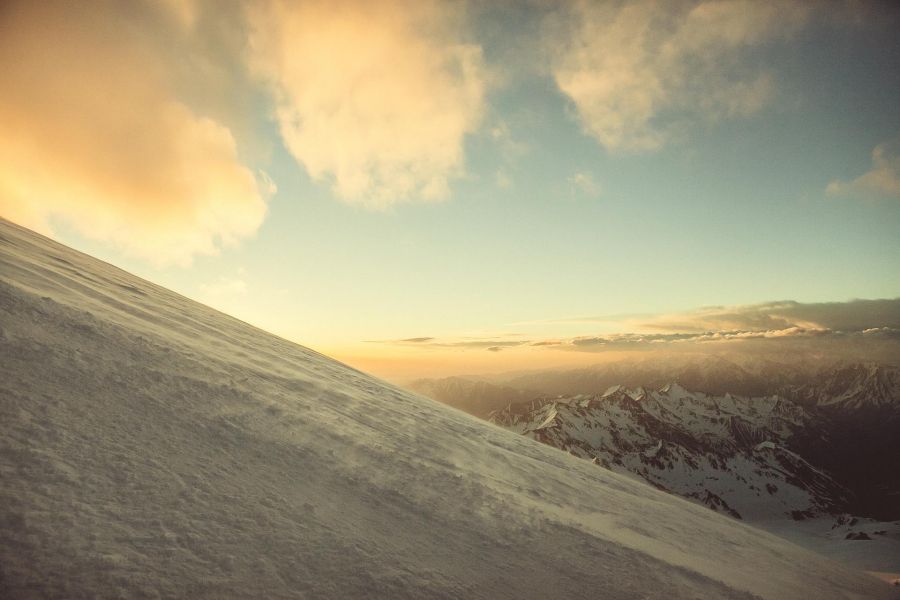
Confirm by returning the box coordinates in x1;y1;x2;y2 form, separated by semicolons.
760;516;900;575
1;218;895;599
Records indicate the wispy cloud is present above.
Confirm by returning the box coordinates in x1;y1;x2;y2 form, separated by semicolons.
568;171;601;197
862;327;900;340
487;120;529;190
635;299;900;333
554;326;896;353
827;138;900;199
544;0;809;152
489;120;529;161
367;336;530;351
380;299;900;356
564;327;832;349
0;2;271;266
248;0;488;208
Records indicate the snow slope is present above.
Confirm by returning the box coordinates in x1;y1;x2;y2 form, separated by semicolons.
0;219;893;599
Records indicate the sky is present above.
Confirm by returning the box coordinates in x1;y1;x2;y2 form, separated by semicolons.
2;0;899;382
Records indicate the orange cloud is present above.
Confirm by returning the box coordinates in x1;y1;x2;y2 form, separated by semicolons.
0;2;270;266
248;0;487;207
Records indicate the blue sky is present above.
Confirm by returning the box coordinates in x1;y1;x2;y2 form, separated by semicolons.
2;1;899;379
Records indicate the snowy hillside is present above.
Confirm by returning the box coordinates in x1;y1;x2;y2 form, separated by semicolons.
0;218;895;599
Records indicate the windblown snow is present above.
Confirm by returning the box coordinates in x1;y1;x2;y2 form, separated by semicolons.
0;219;894;599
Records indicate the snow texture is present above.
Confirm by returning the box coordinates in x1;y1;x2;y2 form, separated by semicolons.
0;218;895;599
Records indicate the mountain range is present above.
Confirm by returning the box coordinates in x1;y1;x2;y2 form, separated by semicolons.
413;359;900;522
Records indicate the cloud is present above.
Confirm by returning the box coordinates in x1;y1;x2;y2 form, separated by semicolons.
248;0;488;208
365;300;900;367
488;120;528;190
637;299;900;333
861;327;900;340
489;120;529;162
568;333;694;348
427;339;527;350
685;327;833;341
544;0;808;152
557;327;867;352
827;138;900;199
0;2;271;266
367;336;529;350
542;298;900;352
568;172;601;196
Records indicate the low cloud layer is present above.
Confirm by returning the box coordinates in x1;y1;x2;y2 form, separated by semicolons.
368;336;529;352
545;0;809;152
249;0;487;207
636;299;900;334
558;298;900;353
375;299;900;359
400;337;436;344
565;327;837;351
0;2;270;266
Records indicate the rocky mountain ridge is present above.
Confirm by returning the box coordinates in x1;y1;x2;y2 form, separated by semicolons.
486;370;900;521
